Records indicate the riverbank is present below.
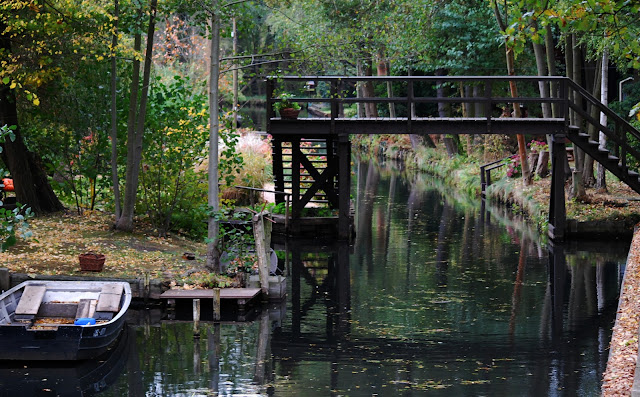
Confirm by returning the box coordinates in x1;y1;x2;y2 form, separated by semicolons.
602;227;640;396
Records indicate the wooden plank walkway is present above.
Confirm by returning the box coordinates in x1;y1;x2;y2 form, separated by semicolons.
160;288;261;309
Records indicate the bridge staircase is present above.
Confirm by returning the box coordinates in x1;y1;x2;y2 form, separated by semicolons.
564;80;640;194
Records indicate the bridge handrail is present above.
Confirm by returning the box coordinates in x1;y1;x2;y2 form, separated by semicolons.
267;76;567;125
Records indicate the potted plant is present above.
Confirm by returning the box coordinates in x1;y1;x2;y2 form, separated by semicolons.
274;92;301;119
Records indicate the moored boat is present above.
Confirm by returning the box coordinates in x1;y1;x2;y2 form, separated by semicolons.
0;280;131;360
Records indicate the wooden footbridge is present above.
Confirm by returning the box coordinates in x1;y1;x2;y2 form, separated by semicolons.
266;76;640;241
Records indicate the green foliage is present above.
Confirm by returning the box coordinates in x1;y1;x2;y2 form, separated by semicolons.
273;92;302;112
0;205;33;252
0;125;32;251
139;75;209;236
178;271;234;289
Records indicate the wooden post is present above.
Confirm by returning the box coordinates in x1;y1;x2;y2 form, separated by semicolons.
253;212;270;297
213;288;221;321
549;133;567;241
143;271;150;303
193;298;201;338
0;268;9;292
338;135;351;240
285;194;290;233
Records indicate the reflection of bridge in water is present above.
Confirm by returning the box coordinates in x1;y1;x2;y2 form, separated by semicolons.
265;161;627;394
267;76;640;241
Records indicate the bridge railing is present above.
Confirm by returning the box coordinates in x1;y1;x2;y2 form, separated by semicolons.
267;76;569;123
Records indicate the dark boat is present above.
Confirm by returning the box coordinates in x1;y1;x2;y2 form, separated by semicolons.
0;325;132;396
0;280;131;360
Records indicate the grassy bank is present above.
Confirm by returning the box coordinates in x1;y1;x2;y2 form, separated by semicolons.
353;135;640;235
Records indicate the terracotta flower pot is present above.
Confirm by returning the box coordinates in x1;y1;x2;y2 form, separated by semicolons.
79;253;105;272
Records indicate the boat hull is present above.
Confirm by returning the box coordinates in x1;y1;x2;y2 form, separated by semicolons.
0;280;131;360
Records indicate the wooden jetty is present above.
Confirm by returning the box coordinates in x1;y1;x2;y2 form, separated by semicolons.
159;288;261;311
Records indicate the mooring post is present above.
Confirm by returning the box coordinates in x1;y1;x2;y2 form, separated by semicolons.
253;211;270;297
0;268;9;292
213;288;221;321
193;298;201;338
548;133;567;241
143;271;150;303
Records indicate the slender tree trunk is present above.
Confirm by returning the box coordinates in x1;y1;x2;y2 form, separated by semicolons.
506;48;533;185
361;58;378;118
545;25;558;117
493;1;531;185
356;60;366;118
583;58;602;188
0;22;64;214
572;37;584;172
436;69;458;157
116;0;157;231
596;48;609;192
532;26;551;118
110;0;121;219
207;0;221;273
376;51;395;117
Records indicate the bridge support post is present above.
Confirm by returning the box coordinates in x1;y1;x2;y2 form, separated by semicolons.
338;134;351;240
548;133;567;241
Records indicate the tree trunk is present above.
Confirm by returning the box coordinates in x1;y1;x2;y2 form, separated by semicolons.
506;48;533;185
492;1;531;185
206;0;221;273
361;59;378;118
571;36;584;175
583;57;602;188
545;25;558;117
376;51;395;118
436;69;458;157
0;22;64;214
531;27;551;118
115;0;157;232
110;0;121;219
596;48;608;192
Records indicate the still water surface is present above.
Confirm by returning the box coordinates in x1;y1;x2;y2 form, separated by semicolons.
9;158;631;396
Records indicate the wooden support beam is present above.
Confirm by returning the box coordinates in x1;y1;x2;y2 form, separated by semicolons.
338;135;351;240
272;138;285;205
548;133;567;241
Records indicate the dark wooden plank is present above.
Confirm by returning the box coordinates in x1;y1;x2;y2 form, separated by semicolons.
15;285;46;315
75;299;92;319
37;303;77;318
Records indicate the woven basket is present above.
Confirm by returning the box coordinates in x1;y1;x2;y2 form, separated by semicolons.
79;253;105;272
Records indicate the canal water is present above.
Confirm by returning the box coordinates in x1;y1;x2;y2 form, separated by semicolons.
7;158;630;396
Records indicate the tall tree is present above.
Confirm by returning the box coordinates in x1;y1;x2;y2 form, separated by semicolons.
492;0;533;186
115;0;158;232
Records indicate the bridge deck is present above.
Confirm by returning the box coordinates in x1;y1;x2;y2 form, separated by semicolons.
269;117;565;136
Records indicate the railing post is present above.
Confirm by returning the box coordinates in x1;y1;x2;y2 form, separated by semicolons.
480;164;486;197
484;79;492;133
560;79;569;129
266;78;274;132
330;79;338;135
407;79;414;134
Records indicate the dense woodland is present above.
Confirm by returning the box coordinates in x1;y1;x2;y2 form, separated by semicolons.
1;0;640;253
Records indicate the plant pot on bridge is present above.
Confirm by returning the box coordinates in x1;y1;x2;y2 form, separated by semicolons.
279;108;300;119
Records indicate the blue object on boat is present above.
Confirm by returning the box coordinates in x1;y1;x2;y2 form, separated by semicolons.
74;318;96;326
